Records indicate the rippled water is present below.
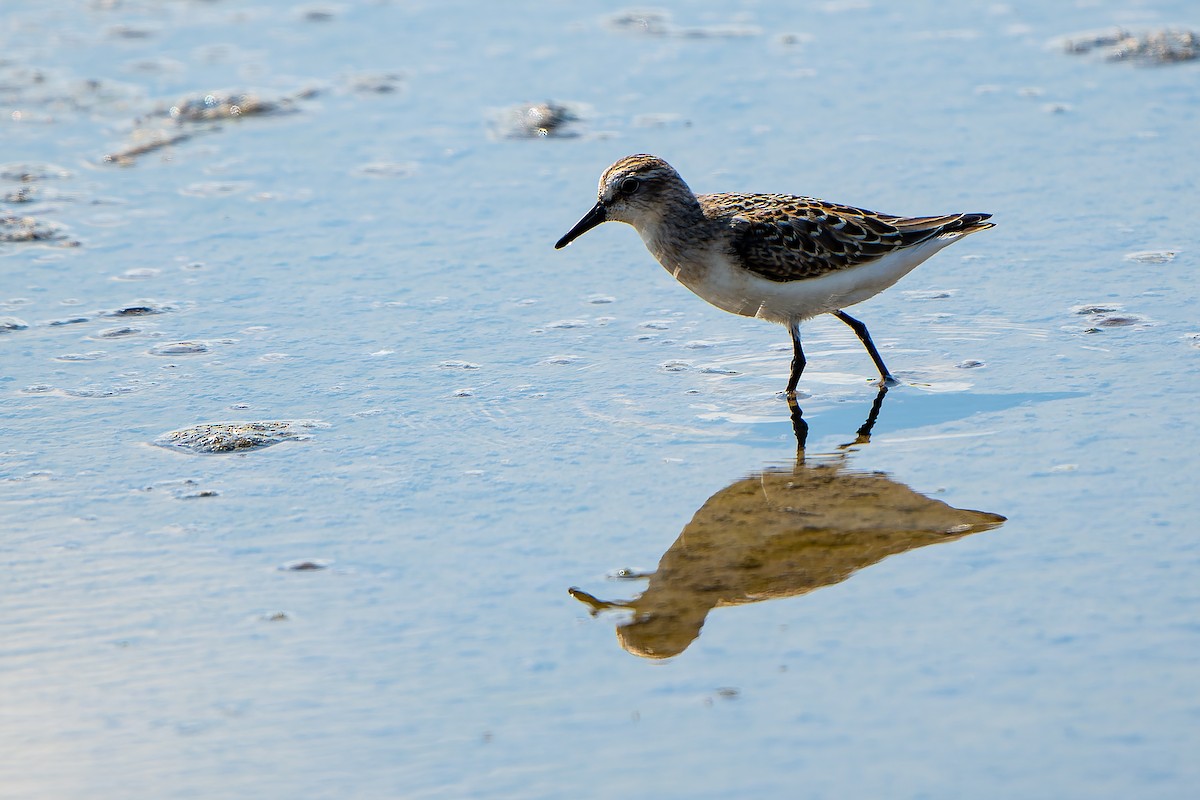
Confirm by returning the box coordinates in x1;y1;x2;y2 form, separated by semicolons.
3;1;1198;798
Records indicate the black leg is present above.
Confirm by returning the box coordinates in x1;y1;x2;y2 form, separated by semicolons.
856;383;889;439
785;322;806;395
786;393;809;457
832;310;897;385
836;383;890;452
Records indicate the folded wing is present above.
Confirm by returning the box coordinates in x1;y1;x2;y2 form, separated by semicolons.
708;193;992;283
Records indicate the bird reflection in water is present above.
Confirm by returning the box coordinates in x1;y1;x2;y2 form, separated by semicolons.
569;387;1005;659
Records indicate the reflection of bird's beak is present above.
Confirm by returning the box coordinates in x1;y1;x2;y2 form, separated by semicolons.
554;201;607;249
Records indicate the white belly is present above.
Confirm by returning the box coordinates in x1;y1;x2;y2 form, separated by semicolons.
655;234;962;325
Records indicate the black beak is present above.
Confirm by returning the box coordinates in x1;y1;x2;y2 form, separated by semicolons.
554;201;607;249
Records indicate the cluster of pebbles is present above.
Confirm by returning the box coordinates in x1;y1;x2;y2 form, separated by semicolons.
1072;303;1150;333
154;420;326;455
5;296;324;456
1;69;339;466
1061;28;1199;64
105;88;318;165
0;163;78;246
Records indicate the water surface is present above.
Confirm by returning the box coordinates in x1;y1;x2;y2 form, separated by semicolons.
2;1;1198;798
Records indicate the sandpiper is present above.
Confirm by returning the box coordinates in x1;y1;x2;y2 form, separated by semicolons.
554;154;994;393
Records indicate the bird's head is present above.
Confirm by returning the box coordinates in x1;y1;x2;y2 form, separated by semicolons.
555;154;687;249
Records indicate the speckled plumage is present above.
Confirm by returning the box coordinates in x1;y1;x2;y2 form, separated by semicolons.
713;194;992;282
555;155;994;393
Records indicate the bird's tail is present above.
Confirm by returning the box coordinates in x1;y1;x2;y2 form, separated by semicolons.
880;212;994;242
950;212;995;236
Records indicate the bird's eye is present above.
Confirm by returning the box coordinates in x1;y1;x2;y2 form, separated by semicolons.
619;177;640;195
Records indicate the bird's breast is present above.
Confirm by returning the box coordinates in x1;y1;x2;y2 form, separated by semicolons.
644;236;766;319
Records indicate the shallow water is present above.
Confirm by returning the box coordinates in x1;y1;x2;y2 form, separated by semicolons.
3;1;1199;798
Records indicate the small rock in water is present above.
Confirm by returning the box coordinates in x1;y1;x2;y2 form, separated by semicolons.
105;304;168;317
1061;28;1199;65
179;488;220;499
55;351;107;362
1071;303;1148;330
281;559;329;571
1124;250;1176;264
1072;303;1121;316
94;325;142;338
1;214;74;244
492;101;582;139
298;6;337;22
154;420;324;454
149;341;209;355
608;10;672;36
106;24;157;39
1096;315;1142;327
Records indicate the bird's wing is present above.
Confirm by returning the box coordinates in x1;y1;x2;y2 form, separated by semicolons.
704;193;991;283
